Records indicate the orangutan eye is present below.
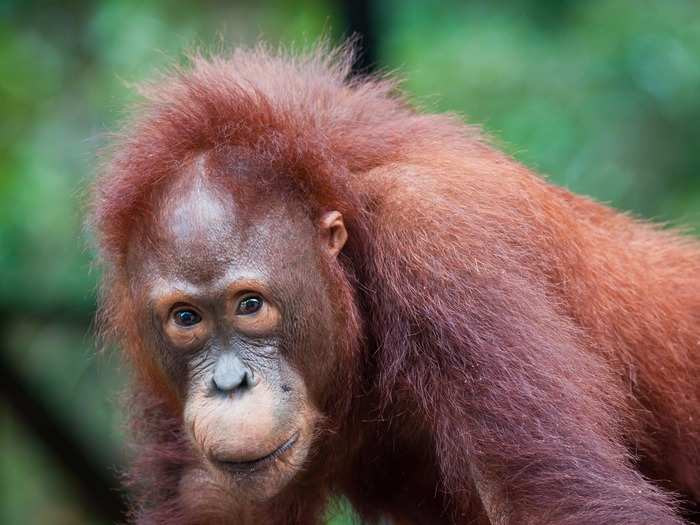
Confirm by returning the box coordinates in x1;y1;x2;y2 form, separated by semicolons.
237;296;263;315
173;309;201;327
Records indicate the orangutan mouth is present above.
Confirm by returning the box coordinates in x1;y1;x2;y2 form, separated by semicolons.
214;431;300;474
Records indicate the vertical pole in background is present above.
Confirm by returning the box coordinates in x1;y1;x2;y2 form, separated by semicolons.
340;0;378;74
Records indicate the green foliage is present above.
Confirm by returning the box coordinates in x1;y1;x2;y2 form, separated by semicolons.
0;1;698;523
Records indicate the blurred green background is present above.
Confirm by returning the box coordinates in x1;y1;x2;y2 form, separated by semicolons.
1;1;698;523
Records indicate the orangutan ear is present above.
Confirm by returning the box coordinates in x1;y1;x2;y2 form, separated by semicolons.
320;211;347;258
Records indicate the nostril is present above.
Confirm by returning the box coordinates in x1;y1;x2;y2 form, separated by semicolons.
238;370;250;389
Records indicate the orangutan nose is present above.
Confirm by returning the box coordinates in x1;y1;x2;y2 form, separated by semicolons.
212;352;254;393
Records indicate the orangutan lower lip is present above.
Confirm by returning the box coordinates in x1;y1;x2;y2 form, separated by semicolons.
214;431;300;474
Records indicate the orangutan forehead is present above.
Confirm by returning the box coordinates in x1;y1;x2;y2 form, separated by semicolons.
126;153;319;286
156;158;239;248
155;154;283;238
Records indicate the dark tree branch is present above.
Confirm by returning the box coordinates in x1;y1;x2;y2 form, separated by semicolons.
0;347;127;523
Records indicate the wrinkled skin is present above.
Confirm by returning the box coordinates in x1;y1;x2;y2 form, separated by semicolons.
124;154;348;503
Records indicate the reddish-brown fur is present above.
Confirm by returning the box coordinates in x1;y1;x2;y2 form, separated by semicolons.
93;44;700;524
